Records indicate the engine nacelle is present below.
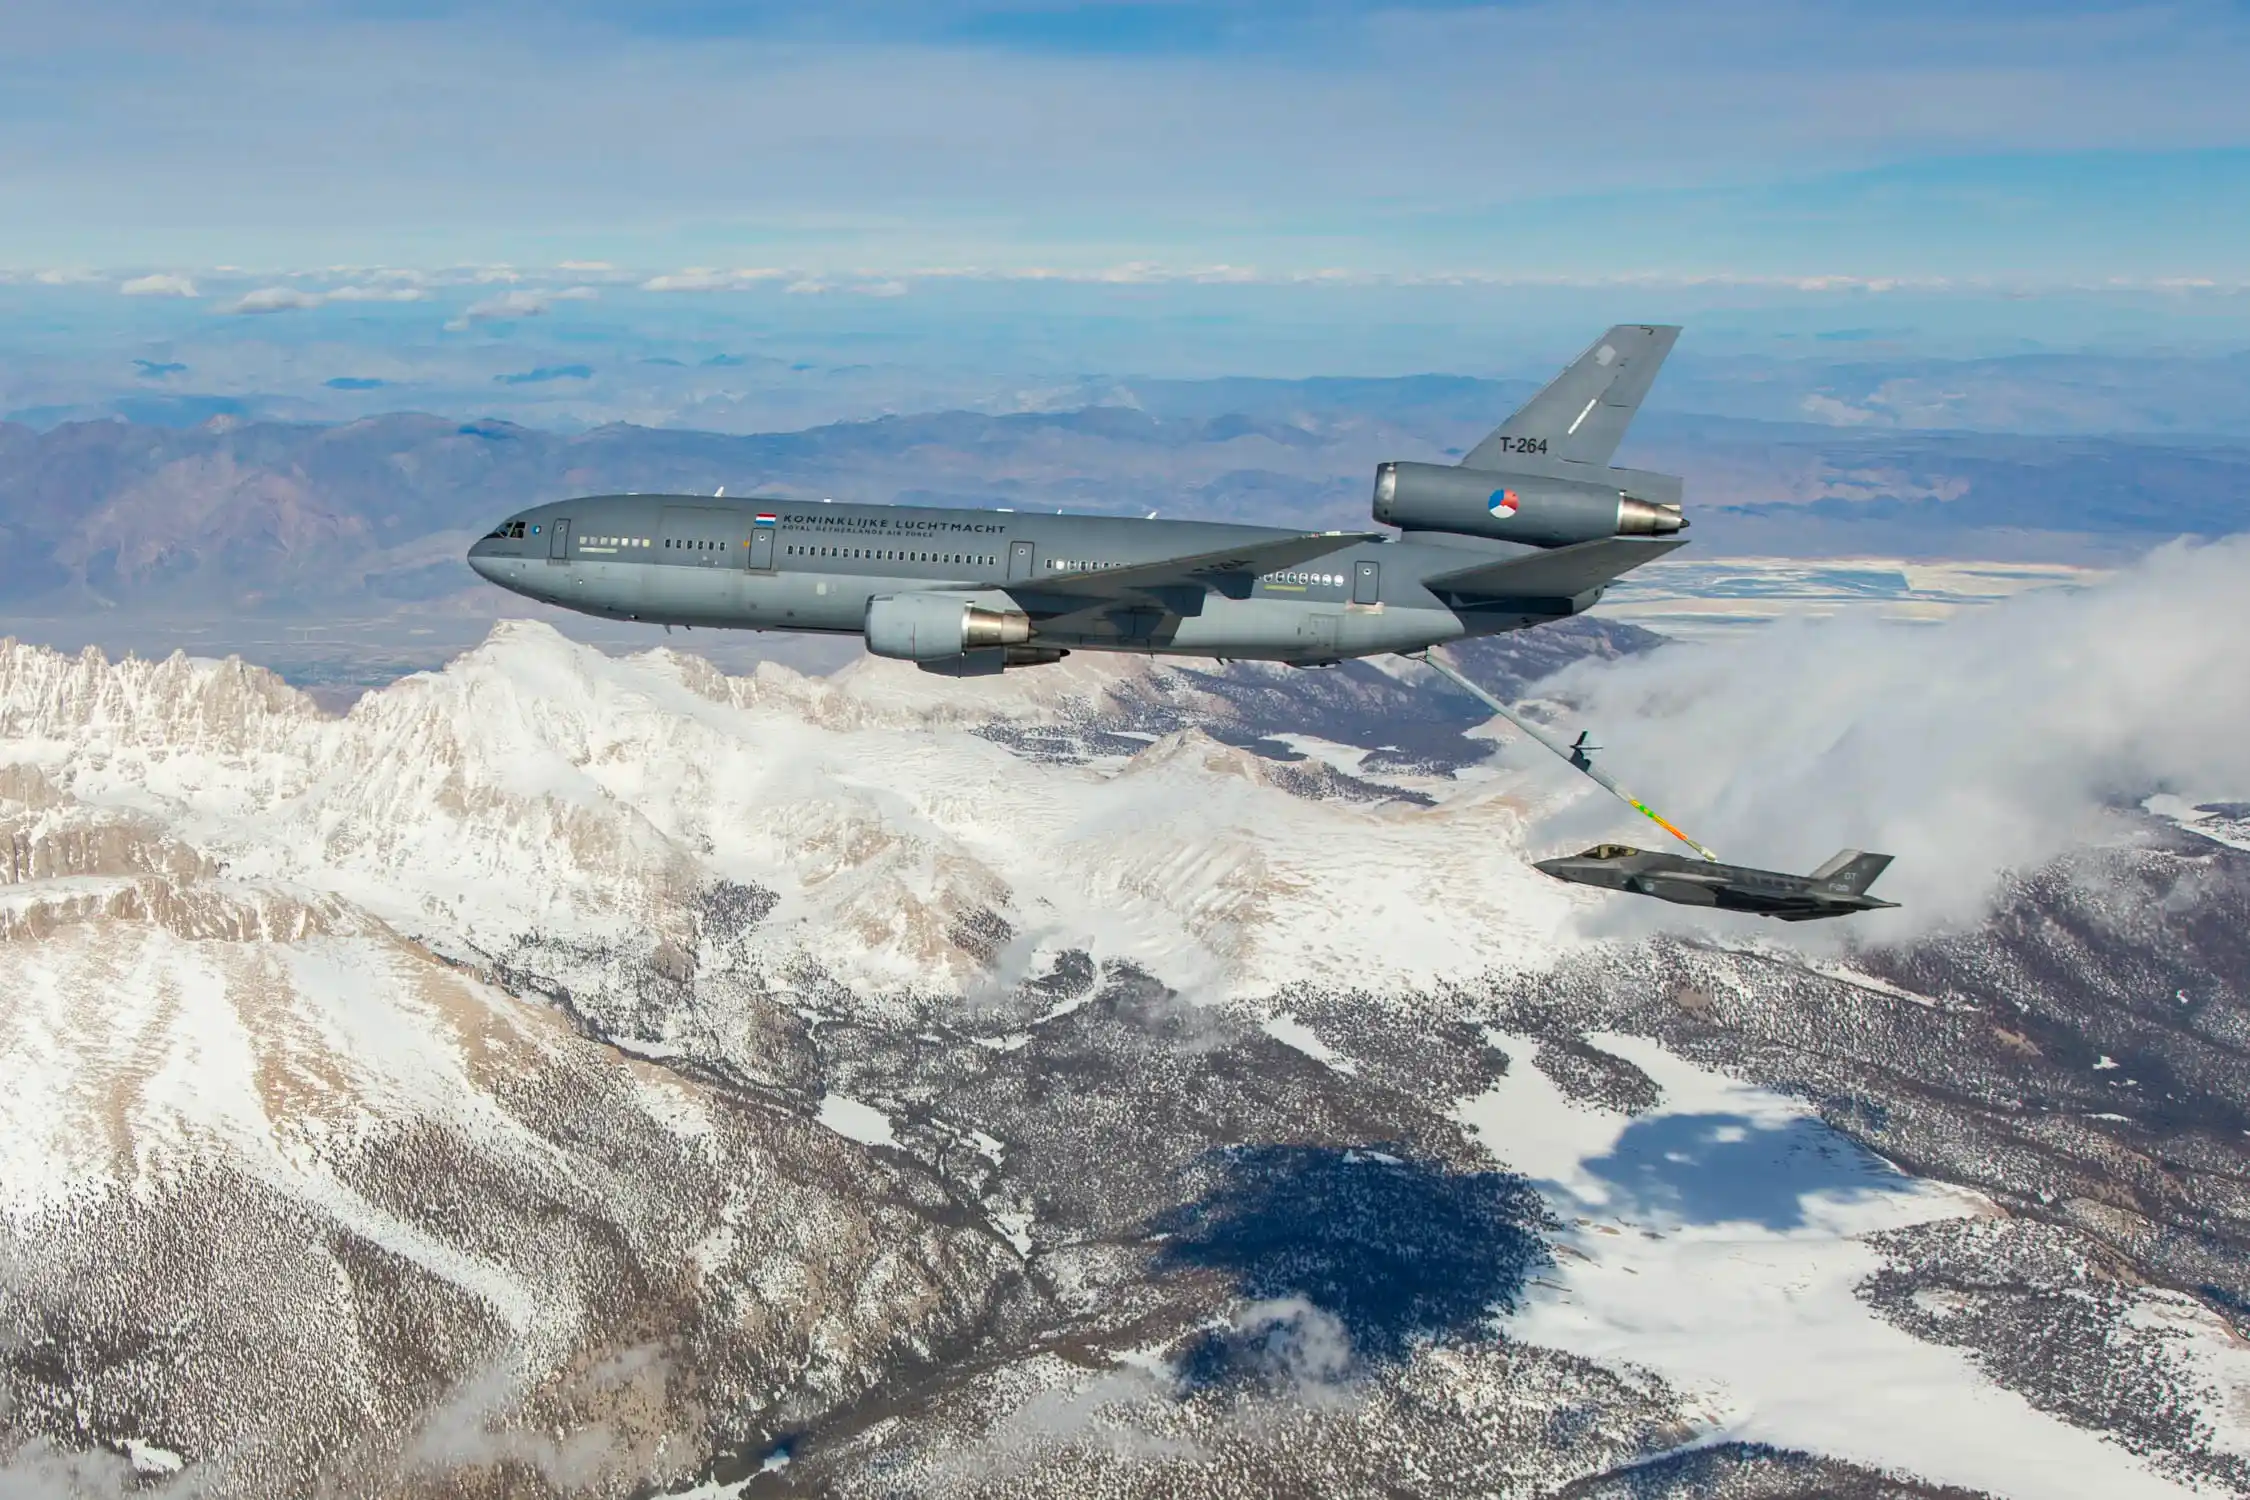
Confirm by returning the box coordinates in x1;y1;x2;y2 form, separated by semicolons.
916;646;1070;678
866;592;1033;662
1372;460;1684;547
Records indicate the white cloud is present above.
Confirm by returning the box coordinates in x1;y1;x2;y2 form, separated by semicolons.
25;261;2250;310
1224;1297;1359;1402
933;1361;1190;1482
443;285;596;330
1539;537;2250;937
226;285;328;313
466;289;553;317
640;267;786;292
558;260;614;271
219;280;438;312
408;1354;622;1489
0;1437;151;1497
118;273;199;297
326;284;429;302
1798;393;1882;425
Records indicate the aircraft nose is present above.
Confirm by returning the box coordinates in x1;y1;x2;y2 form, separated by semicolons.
466;541;500;584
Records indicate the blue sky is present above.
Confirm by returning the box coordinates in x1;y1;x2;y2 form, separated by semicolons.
6;0;2249;283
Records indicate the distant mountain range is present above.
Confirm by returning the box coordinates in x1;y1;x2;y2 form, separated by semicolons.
1;401;2244;618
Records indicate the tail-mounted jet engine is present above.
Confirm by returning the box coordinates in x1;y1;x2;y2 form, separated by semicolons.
1372;461;1684;548
866;592;1033;662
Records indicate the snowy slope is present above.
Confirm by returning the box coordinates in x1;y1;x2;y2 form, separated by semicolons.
1469;1032;2218;1500
3;623;2243;1500
2;621;1579;1000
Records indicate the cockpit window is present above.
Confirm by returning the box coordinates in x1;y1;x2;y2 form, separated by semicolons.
484;520;527;539
1580;844;1641;860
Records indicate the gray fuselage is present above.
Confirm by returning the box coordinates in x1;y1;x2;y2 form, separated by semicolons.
1534;846;1899;921
466;495;1590;664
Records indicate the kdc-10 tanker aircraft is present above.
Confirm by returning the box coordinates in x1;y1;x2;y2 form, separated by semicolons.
468;326;1900;915
468;324;1690;674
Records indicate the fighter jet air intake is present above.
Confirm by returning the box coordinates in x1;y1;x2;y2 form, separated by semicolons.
468;324;1688;672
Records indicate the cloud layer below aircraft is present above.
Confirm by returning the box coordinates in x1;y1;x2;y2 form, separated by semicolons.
1546;536;2250;935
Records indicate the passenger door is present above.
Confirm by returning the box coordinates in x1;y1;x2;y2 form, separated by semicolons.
548;518;571;561
1008;540;1036;582
1353;559;1380;605
748;528;775;570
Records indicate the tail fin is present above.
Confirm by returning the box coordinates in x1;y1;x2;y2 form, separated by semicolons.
1463;324;1679;471
1809;849;1893;896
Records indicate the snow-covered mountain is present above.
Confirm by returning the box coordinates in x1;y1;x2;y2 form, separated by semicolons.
4;621;2248;1499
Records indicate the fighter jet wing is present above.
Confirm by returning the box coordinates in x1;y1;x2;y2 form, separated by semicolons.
1423;536;1685;604
1002;531;1382;614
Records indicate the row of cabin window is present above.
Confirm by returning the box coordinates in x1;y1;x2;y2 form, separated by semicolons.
785;545;994;566
576;537;729;550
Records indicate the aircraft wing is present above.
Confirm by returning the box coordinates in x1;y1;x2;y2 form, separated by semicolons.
1423;537;1685;605
1002;531;1382;613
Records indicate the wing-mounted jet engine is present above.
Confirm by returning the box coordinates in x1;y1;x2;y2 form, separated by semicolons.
865;592;1031;659
865;592;1064;676
1372;323;1686;547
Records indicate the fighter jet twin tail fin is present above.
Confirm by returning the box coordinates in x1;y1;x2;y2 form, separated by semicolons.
1808;849;1894;896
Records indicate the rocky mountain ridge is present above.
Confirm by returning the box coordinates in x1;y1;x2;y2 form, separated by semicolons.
2;624;2246;1499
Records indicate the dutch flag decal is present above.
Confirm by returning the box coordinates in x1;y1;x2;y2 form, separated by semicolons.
1488;489;1520;519
754;512;777;526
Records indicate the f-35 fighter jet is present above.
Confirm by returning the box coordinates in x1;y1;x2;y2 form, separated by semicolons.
1534;844;1899;921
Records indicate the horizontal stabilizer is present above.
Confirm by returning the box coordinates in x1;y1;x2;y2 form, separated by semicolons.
1464;325;1679;471
1422;536;1685;604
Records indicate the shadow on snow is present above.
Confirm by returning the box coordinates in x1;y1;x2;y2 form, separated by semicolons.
1146;1144;1554;1392
1571;1111;1916;1231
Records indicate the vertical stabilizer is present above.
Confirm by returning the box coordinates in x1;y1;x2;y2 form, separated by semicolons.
1810;850;1893;895
1463;324;1679;471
